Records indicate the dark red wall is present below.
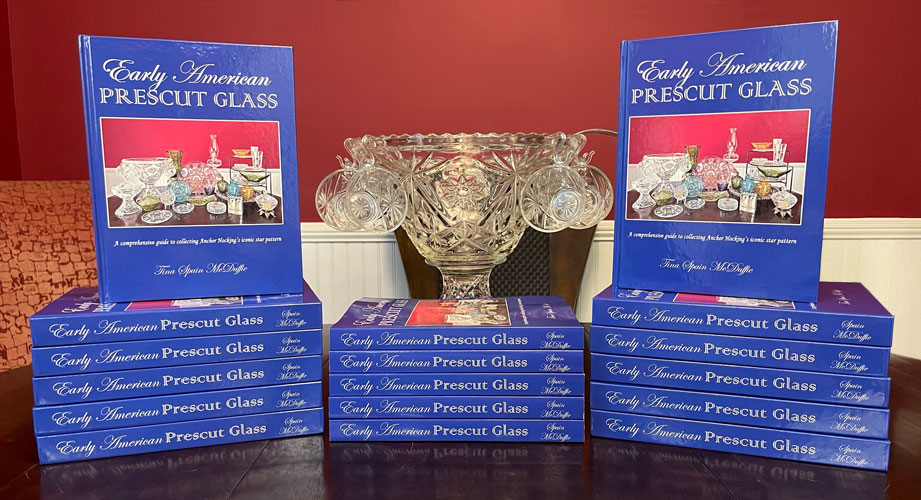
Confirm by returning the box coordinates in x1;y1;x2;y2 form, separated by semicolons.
5;0;920;219
0;0;20;180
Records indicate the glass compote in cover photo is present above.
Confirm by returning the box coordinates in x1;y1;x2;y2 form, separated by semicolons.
632;153;690;211
316;132;613;298
119;157;172;213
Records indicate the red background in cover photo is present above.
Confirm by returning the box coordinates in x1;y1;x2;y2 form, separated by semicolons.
100;118;280;170
406;300;512;326
628;110;810;164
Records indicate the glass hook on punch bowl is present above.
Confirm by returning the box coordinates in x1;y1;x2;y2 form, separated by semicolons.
316;132;613;299
569;151;614;230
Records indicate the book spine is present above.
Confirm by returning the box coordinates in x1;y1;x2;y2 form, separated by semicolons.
329;350;582;374
590;325;890;376
32;330;323;376
590;353;889;408
591;298;893;347
37;407;324;464
611;39;631;289
29;303;323;347
330;373;585;397
590;409;889;471
590;381;889;439
329;326;584;351
78;36;115;305
329;419;584;443
328;396;584;420
33;381;322;436
33;356;322;406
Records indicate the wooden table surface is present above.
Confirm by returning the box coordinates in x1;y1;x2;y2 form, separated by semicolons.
1;334;918;500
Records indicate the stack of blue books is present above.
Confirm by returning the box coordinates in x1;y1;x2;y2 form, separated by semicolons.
594;21;895;471
29;283;325;464
327;296;587;442
588;283;893;471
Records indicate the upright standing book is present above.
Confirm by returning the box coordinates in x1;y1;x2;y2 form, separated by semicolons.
79;35;303;302
613;22;838;301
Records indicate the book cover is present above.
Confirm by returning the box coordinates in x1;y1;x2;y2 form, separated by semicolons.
590;381;889;439
33;355;322;406
330;297;584;350
34;381;321;435
79;35;303;302
613;22;838;301
591;353;889;407
591;409;889;471
592;282;893;347
330;373;584;397
330;419;584;443
33;329;322;376
37;407;323;464
328;350;582;374
328;396;584;420
590;325;889;376
29;283;321;347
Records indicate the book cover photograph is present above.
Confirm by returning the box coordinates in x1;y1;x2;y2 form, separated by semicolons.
332;296;583;334
79;35;303;302
613;21;838;301
404;298;512;327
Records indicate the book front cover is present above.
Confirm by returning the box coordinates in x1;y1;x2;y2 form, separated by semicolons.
613;22;838;301
80;35;302;302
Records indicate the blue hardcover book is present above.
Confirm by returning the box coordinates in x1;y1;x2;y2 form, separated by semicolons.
590;325;889;376
612;22;838;302
330;296;584;351
37;407;323;464
330;373;584;397
328;396;584;420
33;355;321;406
329;350;582;374
590;381;889;439
590;409;889;471
592;282;893;347
33;329;322;376
330;419;584;443
34;381;321;435
29;283;321;347
79;35;303;303
591;353;889;408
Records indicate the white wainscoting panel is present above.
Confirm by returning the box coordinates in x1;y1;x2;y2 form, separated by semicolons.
301;226;409;325
302;218;921;359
